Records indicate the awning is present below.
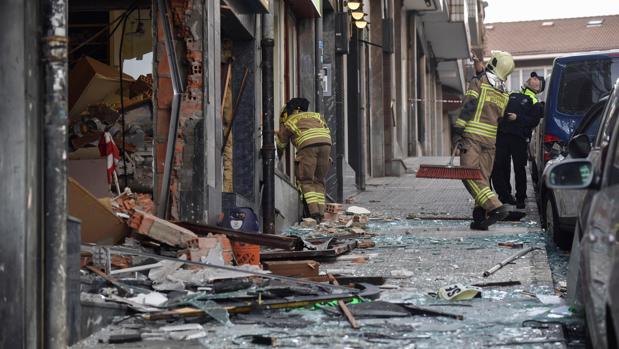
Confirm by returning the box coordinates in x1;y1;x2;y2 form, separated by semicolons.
289;0;322;18
224;0;269;14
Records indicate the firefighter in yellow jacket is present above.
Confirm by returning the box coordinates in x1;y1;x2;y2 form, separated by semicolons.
276;98;332;221
453;51;515;230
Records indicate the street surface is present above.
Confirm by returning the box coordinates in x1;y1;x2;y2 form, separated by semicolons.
76;157;584;348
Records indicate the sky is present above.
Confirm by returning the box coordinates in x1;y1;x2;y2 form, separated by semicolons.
484;0;619;23
123;52;153;79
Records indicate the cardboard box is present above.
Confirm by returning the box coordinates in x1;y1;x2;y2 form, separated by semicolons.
68;177;128;245
69;56;134;121
68;147;110;198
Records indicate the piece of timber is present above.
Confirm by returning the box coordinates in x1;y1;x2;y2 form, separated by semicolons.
143;294;358;320
263;260;320;278
260;241;357;261
105;246;358;293
176;221;304;251
328;274;359;329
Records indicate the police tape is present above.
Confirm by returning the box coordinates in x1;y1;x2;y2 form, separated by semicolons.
409;98;463;104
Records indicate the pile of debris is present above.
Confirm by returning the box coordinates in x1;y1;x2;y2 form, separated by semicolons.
74;184;370;344
68;56;154;193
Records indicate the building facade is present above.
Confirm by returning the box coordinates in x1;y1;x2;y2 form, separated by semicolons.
152;0;487;225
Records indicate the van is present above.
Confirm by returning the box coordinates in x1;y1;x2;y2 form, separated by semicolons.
533;51;619;192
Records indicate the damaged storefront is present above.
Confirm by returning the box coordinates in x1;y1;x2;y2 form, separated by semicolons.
1;1;490;347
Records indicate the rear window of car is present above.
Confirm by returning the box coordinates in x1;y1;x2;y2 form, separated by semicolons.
557;57;619;115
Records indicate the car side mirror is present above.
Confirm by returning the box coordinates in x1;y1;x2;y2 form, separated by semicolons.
567;134;591;158
546;159;594;189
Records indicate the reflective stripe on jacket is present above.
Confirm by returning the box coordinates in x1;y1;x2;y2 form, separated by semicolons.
276;112;332;150
454;73;509;141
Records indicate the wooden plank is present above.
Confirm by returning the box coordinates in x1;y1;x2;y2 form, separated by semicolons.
328;274;359;329
259;241;357;261
263;260;320;277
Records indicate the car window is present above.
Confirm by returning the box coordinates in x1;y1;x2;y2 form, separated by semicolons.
583;114;603;141
606;106;619;187
557;58;619;115
596;93;619;148
609;132;619;187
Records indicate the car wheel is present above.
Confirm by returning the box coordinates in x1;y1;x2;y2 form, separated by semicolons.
545;194;572;250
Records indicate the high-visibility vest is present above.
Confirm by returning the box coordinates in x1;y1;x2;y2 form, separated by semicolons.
277;112;332;149
456;74;509;140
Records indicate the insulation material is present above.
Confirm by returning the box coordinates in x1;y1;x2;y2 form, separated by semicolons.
222;41;234;193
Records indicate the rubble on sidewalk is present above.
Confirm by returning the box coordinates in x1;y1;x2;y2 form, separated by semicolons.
74;199;409;346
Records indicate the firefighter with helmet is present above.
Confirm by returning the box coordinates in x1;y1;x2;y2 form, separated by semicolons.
453;50;515;230
276;98;332;222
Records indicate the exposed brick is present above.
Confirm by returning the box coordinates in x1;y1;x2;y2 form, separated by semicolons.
154;0;205;221
156;108;171;137
155;143;167;173
130;209;198;248
157;78;174;108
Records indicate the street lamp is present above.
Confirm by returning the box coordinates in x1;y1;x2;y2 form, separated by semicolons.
347;1;361;10
351;10;365;20
354;19;368;29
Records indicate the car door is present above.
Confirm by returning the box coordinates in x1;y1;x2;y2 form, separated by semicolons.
555;104;605;220
583;98;619;348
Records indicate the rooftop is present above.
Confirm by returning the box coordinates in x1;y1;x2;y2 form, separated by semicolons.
484;14;619;58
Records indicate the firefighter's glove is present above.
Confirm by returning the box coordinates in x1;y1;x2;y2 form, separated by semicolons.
506;112;517;121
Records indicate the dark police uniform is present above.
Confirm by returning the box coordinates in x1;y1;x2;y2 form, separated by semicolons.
491;87;543;205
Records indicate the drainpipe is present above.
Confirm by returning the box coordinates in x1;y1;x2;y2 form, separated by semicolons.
261;3;275;234
156;0;185;219
315;16;323;114
42;0;68;347
335;4;345;202
352;27;366;190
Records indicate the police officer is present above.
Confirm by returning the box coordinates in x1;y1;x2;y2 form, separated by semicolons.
453;51;515;230
276;98;332;222
491;72;545;209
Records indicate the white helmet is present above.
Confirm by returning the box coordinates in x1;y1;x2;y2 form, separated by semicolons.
486;50;515;81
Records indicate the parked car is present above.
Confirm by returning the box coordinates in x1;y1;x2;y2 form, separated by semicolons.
541;95;611;249
544;80;619;348
532;51;619;184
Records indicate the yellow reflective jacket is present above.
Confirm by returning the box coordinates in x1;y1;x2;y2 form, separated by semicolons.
276;112;332;150
455;73;509;143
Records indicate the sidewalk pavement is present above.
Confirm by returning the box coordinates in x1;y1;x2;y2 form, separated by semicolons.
76;157;578;348
344;156;539;219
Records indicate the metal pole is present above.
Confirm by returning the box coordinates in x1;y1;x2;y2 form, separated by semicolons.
483;247;540;277
354;28;366;190
42;0;69;347
1;0;43;346
156;0;185;219
315;16;323;114
335;6;346;202
261;3;276;234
